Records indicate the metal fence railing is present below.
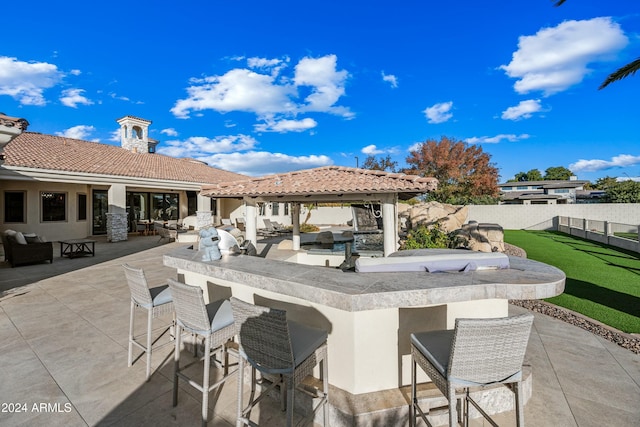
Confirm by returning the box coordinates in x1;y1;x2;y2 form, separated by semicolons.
557;216;639;253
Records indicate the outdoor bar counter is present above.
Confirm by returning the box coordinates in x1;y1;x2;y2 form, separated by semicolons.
164;246;565;422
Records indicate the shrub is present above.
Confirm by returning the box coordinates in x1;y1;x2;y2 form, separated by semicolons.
401;223;453;249
299;223;320;233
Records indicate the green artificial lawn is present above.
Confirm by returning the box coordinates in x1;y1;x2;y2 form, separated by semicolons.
504;230;640;333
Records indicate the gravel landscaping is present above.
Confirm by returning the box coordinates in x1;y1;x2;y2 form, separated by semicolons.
511;299;640;355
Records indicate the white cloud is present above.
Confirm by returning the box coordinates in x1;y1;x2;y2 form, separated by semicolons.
171;54;352;124
465;134;531;144
501;99;543;120
294;55;352;117
60;88;93;108
70;69;82;76
110;92;131;102
56;125;96;141
171;68;296;118
382;72;398;88
0;56;64;105
157;134;258;158
570;154;640;172
361;144;385;155
109;129;121;142
161;128;178;137
500;17;628;96
247;56;289;76
424;101;453;124
254;118;317;133
196;151;333;176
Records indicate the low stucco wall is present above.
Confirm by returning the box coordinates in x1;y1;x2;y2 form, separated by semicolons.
467;203;640;230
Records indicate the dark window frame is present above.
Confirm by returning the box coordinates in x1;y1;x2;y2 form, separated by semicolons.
41;191;67;222
4;191;26;223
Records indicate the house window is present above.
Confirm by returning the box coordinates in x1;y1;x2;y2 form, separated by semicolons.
554;189;569;194
284;203;289;215
516;186;528;190
258;203;266;216
41;192;66;222
4;191;26;223
77;193;87;221
272;202;279;215
151;192;179;220
502;186;512;191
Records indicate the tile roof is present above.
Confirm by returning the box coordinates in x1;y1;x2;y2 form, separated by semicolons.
3;132;246;184
0;113;29;131
201;166;438;200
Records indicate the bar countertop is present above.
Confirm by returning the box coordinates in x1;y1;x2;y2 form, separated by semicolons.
164;247;565;312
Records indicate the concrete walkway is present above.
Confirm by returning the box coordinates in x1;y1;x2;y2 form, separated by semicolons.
0;240;638;426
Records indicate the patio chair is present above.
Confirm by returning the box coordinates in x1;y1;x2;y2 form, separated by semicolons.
410;313;534;427
155;222;177;242
230;297;329;427
122;263;175;381
167;279;237;427
221;218;233;226
235;217;246;231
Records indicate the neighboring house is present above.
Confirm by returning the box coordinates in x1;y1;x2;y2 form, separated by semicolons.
498;178;592;205
0;114;245;242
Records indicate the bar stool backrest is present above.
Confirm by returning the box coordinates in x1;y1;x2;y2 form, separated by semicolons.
230;297;294;372
123;263;153;306
167;279;211;333
448;313;533;385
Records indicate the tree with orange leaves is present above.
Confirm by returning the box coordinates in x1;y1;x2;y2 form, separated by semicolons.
404;136;500;204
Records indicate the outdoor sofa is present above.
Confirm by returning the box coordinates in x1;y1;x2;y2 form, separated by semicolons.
1;230;53;267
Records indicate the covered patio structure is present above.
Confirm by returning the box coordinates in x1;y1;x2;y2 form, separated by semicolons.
200;166;438;256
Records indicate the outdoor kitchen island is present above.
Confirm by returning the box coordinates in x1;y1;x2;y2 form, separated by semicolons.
164;246;565;425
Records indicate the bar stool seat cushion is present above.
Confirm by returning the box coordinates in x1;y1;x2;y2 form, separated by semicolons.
206;299;235;332
411;330;454;377
290;320;328;368
145;285;172;308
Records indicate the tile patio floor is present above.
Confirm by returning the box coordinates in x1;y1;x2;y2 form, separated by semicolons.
0;236;638;426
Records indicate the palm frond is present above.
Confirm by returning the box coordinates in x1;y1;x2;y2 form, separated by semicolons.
553;0;567;6
599;58;640;90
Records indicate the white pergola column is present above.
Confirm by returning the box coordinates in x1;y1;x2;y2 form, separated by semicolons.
244;198;257;246
381;195;398;256
292;203;301;250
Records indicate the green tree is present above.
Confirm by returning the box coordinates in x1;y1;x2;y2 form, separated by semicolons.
554;0;639;89
544;166;573;180
594;176;618;190
361;155;398;172
511;169;543;182
404;136;500;204
604;180;640;203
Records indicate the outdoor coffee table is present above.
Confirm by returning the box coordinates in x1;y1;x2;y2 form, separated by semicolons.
60;239;96;258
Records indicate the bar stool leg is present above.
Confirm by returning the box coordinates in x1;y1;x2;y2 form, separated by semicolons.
146;309;153;380
128;300;135;367
202;335;211;427
322;358;329;427
410;357;416;427
173;324;182;407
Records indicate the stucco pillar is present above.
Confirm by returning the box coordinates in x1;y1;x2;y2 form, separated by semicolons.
382;195;397;256
107;184;127;242
292;203;301;250
196;193;213;229
244;198;257;246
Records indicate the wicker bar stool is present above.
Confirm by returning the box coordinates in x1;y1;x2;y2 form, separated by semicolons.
122;263;175;381
410;313;534;427
229;297;329;427
167;279;236;427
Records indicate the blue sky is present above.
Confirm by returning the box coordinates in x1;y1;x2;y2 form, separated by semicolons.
2;0;639;183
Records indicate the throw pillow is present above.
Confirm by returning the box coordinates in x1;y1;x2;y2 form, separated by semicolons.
25;235;44;244
14;231;28;245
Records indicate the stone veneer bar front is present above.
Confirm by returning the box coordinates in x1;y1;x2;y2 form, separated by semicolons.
164;247;565;425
